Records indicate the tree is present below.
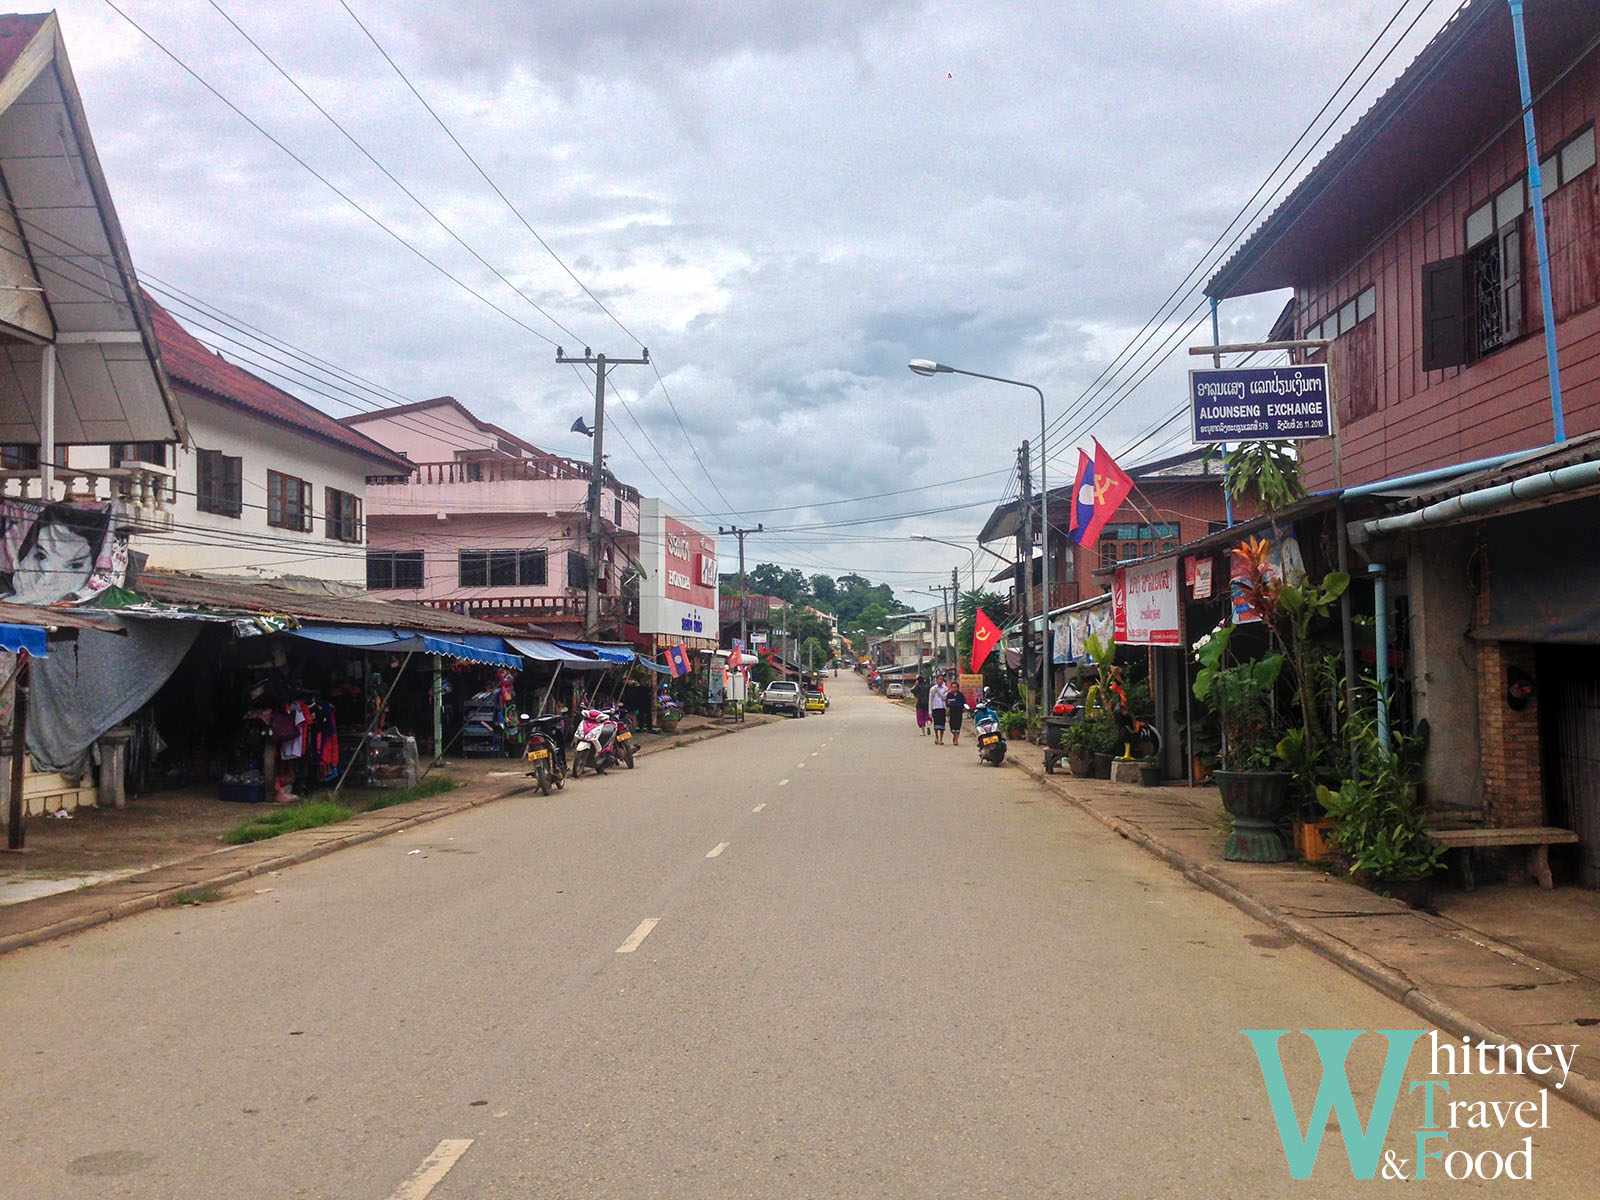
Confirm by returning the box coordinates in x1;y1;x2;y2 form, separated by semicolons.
748;563;807;603
809;574;838;604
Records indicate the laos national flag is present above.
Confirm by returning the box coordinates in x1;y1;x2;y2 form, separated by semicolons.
666;645;692;677
1078;439;1134;549
1068;449;1095;545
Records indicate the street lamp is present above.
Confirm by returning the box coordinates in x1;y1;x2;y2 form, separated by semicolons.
910;359;1053;714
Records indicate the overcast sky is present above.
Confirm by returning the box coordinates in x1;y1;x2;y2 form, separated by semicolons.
54;0;1460;603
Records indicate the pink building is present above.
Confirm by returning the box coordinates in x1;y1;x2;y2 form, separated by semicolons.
344;397;641;641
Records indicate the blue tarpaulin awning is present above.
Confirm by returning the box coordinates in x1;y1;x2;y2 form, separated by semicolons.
291;626;522;669
636;658;672;675
505;637;599;665
0;623;48;657
555;640;635;664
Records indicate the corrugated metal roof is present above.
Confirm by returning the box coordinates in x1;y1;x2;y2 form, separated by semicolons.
1381;429;1600;511
132;570;543;636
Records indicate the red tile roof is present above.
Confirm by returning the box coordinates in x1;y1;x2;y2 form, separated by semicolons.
144;294;410;471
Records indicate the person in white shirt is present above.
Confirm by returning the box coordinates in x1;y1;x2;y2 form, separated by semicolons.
929;679;948;744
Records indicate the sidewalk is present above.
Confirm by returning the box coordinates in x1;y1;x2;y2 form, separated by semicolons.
0;712;768;956
1010;752;1600;1120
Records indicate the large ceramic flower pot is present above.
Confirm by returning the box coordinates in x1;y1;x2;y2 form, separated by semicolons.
1216;770;1294;862
1092;752;1114;780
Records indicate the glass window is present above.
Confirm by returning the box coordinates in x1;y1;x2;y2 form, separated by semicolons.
266;470;311;531
1356;285;1376;323
1561;127;1596;182
197;450;243;517
1541;153;1558;187
519;549;548;586
1466;201;1494;248
1495;179;1525;229
458;550;488;588
1337;299;1357;334
324;487;362;542
367;551;423;590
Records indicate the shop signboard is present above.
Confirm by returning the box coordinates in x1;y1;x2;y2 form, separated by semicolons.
1113;556;1181;646
1189;365;1331;443
639;498;719;641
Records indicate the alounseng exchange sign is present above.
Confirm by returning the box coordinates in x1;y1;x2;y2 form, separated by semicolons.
1189;364;1331;443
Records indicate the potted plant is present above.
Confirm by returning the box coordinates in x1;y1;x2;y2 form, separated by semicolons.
1317;717;1443;906
1062;721;1096;777
1088;719;1119;779
1137;758;1162;787
1193;624;1291;861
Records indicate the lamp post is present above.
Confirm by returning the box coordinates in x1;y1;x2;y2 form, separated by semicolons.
910;359;1053;710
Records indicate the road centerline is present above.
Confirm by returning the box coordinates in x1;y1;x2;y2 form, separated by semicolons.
387;1138;473;1200
706;842;730;858
616;918;661;954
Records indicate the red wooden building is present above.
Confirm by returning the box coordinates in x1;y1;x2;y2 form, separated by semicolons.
1209;0;1600;885
1207;0;1600;491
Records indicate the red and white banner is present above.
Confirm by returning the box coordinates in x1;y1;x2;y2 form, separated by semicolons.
1113;556;1181;646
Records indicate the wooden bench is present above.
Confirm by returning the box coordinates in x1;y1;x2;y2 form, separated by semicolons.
1426;826;1580;890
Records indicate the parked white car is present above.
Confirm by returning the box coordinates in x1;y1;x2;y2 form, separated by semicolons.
885;682;908;699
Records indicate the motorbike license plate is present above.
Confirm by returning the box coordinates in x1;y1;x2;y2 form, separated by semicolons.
616;731;631;741
979;734;1000;746
527;748;550;762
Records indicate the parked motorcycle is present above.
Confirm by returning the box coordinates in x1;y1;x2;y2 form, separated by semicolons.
521;713;569;795
571;707;626;776
973;689;1007;767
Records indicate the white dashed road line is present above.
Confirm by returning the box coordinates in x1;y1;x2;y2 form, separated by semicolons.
752;803;766;812
779;779;789;786
387;1139;473;1200
706;842;730;858
616;918;661;954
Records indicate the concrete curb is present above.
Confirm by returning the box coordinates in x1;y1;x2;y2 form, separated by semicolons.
0;719;767;958
1009;754;1600;1122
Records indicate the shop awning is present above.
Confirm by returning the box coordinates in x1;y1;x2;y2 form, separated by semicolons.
0;623;48;657
505;637;599;664
291;625;522;669
555;641;636;664
636;658;673;675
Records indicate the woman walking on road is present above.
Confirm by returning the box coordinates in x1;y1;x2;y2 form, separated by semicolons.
929;677;948;744
912;674;932;735
945;681;969;746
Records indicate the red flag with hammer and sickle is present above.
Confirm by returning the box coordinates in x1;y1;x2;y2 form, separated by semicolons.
971;608;1002;673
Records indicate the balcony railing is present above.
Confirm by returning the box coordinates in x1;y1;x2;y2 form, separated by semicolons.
0;462;178;534
369;457;640;505
410;594;639;625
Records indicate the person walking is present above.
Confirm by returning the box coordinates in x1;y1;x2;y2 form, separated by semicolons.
929;677;948;744
912;673;932;735
945;680;969;747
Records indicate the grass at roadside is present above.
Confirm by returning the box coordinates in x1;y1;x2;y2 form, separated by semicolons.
221;777;462;844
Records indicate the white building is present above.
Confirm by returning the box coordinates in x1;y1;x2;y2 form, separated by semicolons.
89;297;413;584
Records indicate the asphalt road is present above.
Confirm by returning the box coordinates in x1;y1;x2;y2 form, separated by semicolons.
3;673;1597;1197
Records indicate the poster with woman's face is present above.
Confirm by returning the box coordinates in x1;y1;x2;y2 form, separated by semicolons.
0;500;128;605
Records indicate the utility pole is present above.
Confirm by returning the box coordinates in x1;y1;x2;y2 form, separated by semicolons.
940;569;953;672
718;523;762;654
1017;441;1035;719
557;346;650;638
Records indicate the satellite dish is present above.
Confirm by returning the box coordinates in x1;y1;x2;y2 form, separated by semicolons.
571;417;594;437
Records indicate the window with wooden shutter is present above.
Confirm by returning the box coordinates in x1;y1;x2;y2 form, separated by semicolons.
324;487;362;542
1421;255;1470;371
197;450;243;517
267;470;313;531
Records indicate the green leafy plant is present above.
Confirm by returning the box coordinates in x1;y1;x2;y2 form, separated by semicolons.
1192;624;1285;770
1213;440;1306;512
1316;715;1443;883
999;710;1028;738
